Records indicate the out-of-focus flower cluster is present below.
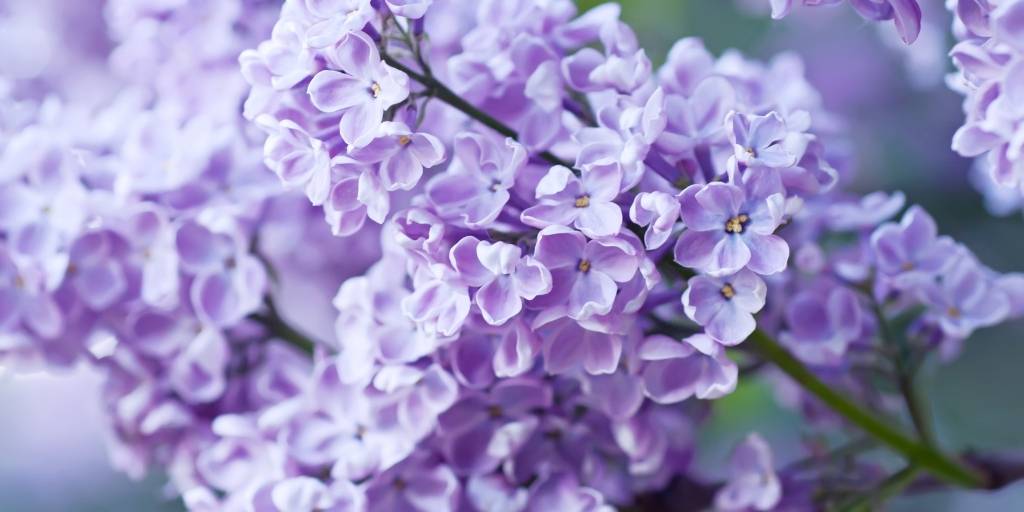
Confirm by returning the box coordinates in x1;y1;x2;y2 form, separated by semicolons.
766;0;924;43
946;0;1024;213
1;0;1022;511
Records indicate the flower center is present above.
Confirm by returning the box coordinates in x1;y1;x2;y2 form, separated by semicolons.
370;82;382;98
487;405;503;419
393;477;407;491
720;283;736;300
901;261;915;271
745;146;756;158
578;259;591;273
574;195;590;208
947;306;961;319
724;213;750;234
398;135;411;146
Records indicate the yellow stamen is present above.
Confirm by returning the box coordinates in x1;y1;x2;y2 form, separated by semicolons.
947;306;961;319
721;283;736;300
578;259;591;273
725;214;749;234
901;261;915;271
574;195;590;208
370;82;382;97
398;135;411;146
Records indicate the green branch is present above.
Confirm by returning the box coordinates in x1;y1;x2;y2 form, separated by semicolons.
748;330;987;489
249;298;317;356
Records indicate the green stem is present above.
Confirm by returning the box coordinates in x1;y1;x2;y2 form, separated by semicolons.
381;53;573;169
872;301;937;446
748;330;987;488
249;298;316;356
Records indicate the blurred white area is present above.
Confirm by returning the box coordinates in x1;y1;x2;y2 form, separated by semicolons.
0;364;172;510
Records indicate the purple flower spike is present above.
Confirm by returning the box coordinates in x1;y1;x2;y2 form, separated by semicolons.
674;176;789;277
638;333;738;403
533;226;639;320
726;111;800;169
450;236;553;326
629;191;681;250
426;133;527;228
715;433;782;512
781;285;864;366
307;31;409;147
870;205;958;288
682;270;767;345
522;165;624;238
919;255;1010;340
349;121;446;191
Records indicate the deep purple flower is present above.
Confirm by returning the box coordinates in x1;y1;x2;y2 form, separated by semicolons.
450;237;553;325
533;226;639;320
521;165;624;238
638;334;738;403
682;270;767;345
307;31;409;147
780;285;863;366
674;175;789;277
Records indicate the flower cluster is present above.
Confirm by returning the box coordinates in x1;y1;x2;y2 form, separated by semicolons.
766;0;924;43
947;0;1024;212
2;0;1023;511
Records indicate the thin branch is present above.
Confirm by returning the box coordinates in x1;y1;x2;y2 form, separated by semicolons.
248;297;317;356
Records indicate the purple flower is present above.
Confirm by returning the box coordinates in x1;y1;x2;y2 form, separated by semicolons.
638;334;738;403
259;117;332;205
533;226;639;320
824;191;906;231
450;237;553;326
364;456;459;512
918;254;1010;340
657;76;736;157
674;176;789;277
302;0;376;49
349;121;446;191
535;312;624;375
780;285;863;366
386;0;433;19
715;433;782;512
437;378;550;475
521;165;624;238
426;133;527;228
682;270;767;345
307;31;409;147
726;111;801;169
629;191;681;250
402;265;471;338
870;205;958;288
168;328;229;404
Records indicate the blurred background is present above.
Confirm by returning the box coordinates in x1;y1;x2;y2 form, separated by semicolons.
1;0;1022;510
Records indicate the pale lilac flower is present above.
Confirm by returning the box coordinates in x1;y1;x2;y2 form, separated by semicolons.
302;0;376;49
349;121;446;191
308;31;409;147
386;0;433;19
168;328;229;404
682;270;767;345
824;190;906;231
726;111;801;169
426;133;527;228
674;176;789;277
870;205;958;288
657;76;736;157
521;165;624;238
450;237;553;326
535;312;624;375
638;334;738;403
533;226;639;320
918;255;1011;340
258;116;332;205
402;265;471;338
629;191;681;250
715;433;782;512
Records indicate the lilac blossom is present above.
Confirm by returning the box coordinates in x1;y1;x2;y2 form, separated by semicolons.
521;165;625;238
682;270;767;345
450;237;553;325
307;31;410;147
629;191;681;250
426;133;527;228
870;205;958;288
780;284;863;366
674;176;789;277
638;334;739;403
715;433;782;511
